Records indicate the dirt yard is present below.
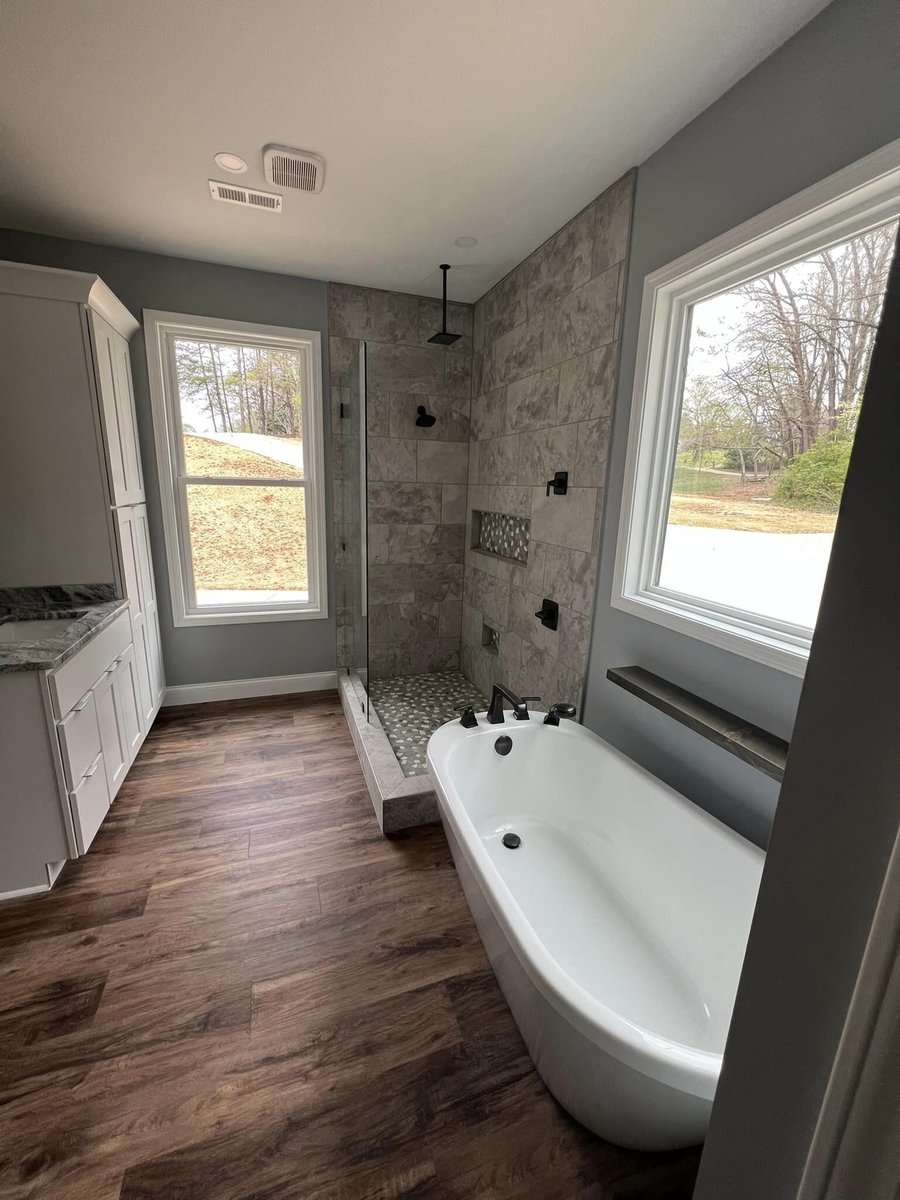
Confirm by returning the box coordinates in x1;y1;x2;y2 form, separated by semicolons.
184;435;307;592
669;467;837;534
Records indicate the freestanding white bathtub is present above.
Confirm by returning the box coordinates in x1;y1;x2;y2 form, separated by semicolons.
427;711;764;1150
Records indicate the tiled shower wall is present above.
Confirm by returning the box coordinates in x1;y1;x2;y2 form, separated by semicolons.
329;283;473;678
461;172;634;709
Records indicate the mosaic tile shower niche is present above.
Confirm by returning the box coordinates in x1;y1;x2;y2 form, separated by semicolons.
472;511;530;564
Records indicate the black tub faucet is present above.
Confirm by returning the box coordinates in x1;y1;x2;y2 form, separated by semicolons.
487;684;540;724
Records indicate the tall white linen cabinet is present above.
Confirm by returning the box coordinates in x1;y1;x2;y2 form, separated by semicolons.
0;260;165;761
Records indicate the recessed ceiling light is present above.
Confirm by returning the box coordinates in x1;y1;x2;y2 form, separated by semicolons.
454;236;478;248
214;152;248;174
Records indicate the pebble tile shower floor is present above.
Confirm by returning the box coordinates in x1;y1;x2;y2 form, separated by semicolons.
368;670;488;776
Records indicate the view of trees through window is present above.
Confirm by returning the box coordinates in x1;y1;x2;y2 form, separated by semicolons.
658;220;897;628
173;338;308;604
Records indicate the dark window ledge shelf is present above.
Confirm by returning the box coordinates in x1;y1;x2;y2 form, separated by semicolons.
607;665;789;782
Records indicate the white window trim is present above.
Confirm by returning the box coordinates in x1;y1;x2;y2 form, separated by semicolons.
144;310;328;627
613;138;900;677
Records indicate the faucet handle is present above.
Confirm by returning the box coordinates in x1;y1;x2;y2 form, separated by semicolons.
454;703;478;729
516;695;541;721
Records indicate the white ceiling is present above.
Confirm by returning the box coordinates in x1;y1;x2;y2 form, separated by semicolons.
0;0;830;302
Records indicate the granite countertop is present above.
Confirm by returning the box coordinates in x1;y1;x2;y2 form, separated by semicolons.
0;584;130;674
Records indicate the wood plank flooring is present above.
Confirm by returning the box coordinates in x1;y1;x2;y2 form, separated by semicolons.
0;691;701;1199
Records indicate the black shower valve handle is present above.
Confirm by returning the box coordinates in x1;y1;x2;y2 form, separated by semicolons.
545;470;569;496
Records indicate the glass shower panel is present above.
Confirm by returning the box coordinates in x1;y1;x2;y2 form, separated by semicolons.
335;344;368;708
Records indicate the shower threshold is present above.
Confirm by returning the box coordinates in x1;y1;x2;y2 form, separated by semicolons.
338;669;486;834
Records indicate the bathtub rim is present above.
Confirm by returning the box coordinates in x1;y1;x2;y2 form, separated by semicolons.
427;713;764;1102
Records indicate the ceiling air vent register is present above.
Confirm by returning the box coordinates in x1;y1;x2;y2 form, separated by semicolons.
263;144;325;193
208;180;283;213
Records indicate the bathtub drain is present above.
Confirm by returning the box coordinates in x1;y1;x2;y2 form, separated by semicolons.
502;832;522;849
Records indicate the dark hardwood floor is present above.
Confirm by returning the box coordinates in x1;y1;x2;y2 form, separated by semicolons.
0;691;700;1199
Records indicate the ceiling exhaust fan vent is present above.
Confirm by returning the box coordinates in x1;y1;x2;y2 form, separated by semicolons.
208;180;282;213
263;144;325;193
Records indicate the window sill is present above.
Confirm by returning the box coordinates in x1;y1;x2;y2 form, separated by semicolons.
611;589;810;678
173;606;328;628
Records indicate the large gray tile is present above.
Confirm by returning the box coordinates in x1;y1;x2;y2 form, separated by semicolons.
541;544;597;615
509;584;560;658
329;335;359;385
389;523;465;564
483;317;544;391
517;423;578;487
366;343;446;394
541;267;619;368
441;483;467;525
329;282;418;343
438;595;462;638
366;389;391;436
478;267;527;341
465;565;511;628
368;435;418;482
525;204;594;319
368;482;442;524
506;366;560;433
530;486;597;553
389;394;470;442
557;605;592;674
557;343;617;424
477;434;519;486
368;564;415;604
368;600;439;645
415;563;463;602
444;349;474;401
592;173;634;277
470;388;507;441
572;417;612;488
418;440;469;484
417;298;474;353
369;523;390;564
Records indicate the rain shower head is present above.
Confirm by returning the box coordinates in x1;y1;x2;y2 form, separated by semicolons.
427;264;462;345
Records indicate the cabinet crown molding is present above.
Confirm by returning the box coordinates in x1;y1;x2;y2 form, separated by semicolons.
0;259;139;339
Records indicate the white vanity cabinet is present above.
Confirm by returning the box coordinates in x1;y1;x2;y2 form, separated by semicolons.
0;611;140;897
50;611;135;854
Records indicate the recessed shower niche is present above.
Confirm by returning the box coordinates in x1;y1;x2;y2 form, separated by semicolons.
471;510;530;564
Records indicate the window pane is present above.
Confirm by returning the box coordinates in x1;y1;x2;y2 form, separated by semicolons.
657;221;897;629
186;484;308;606
174;339;304;480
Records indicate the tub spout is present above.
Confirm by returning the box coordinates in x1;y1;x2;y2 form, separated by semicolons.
487;684;538;724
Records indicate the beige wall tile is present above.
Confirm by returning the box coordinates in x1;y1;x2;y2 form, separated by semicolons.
417;440;469;484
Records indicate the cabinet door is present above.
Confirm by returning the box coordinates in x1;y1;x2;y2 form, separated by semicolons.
94;665;128;798
70;754;111;855
91;313;144;506
113;645;143;763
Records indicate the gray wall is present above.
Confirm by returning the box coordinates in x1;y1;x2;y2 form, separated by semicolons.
0;229;335;687
582;0;900;848
462;175;633;710
329;283;473;679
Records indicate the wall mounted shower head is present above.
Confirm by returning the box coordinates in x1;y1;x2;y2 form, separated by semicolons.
416;405;437;427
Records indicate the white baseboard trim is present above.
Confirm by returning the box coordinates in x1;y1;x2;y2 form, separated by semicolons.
0;881;50;901
162;670;338;707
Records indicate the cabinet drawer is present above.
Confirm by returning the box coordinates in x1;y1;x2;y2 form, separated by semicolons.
57;690;102;789
69;753;110;855
49;611;130;718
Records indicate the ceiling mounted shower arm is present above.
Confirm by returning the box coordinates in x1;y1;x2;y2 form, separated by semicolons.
428;263;462;345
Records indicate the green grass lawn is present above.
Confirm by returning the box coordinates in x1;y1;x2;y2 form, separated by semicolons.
670;465;736;496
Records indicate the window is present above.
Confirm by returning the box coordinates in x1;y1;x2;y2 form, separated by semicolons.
145;312;327;626
614;144;900;675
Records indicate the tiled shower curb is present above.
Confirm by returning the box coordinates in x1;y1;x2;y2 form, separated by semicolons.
338;671;440;834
